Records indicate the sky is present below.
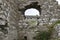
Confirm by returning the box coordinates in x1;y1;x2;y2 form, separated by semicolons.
56;0;60;4
25;8;40;16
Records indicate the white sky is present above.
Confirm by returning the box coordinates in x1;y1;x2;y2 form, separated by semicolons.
25;8;40;16
56;0;60;4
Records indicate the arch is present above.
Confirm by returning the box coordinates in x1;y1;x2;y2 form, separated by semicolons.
24;8;40;16
18;2;41;17
24;2;41;15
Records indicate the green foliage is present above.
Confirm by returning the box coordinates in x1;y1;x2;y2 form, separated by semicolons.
48;20;60;33
34;20;60;40
34;31;50;40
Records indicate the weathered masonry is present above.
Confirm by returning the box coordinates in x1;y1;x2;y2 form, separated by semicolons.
0;0;60;40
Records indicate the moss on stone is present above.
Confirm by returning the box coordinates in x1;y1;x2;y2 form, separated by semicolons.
28;20;37;26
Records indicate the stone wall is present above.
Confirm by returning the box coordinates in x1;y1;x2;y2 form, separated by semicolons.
0;0;60;40
18;0;60;40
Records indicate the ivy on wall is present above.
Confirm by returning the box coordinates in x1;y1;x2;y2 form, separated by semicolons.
34;20;60;40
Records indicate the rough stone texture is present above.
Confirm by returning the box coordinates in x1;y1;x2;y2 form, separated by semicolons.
0;0;60;40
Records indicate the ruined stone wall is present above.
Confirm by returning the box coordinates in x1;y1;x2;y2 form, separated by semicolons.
18;0;60;40
0;0;10;40
0;0;60;40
